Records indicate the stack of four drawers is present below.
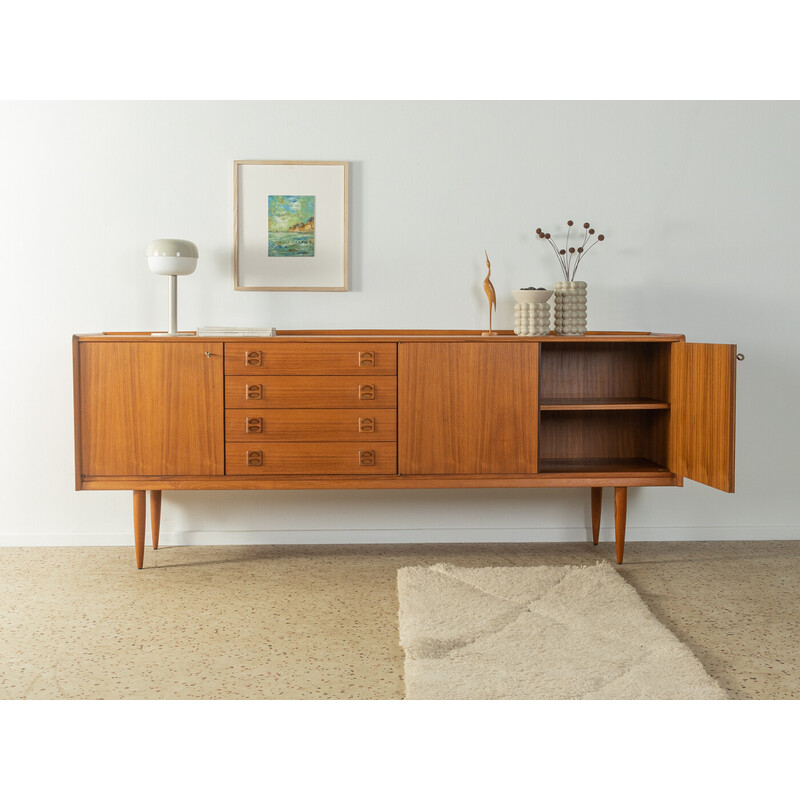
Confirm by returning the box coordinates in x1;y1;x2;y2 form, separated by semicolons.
224;342;398;475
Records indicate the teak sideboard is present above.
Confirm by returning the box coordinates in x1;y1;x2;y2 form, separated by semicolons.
72;330;737;568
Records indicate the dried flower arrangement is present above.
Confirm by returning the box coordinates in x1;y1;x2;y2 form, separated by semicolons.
537;220;605;282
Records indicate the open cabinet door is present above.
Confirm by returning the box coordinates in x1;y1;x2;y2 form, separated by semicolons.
669;343;737;492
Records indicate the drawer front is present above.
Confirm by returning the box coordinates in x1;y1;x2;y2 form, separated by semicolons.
224;342;397;375
225;409;397;442
226;442;398;475
225;376;397;409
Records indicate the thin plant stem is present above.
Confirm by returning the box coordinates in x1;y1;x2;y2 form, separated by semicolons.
571;230;591;280
572;238;600;279
546;238;569;280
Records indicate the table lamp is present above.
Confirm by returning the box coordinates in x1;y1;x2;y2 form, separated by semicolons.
147;238;198;336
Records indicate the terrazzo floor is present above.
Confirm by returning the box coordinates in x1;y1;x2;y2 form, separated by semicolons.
1;540;798;700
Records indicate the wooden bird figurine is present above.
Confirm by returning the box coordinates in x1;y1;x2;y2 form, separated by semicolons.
483;250;497;335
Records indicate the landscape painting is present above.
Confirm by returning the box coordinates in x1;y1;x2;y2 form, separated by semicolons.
234;160;347;290
268;195;315;257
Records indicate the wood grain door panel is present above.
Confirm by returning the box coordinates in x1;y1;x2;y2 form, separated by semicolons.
668;342;736;492
79;342;224;477
399;342;538;474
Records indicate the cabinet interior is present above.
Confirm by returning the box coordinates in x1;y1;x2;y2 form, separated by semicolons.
538;342;672;473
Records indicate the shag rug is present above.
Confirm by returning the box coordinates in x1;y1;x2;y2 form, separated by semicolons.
397;562;727;700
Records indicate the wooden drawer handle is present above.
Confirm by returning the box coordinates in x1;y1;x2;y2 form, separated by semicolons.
358;450;376;467
246;450;263;467
359;351;376;367
359;384;375;401
358;417;375;433
245;350;263;367
246;383;263;400
246;417;263;434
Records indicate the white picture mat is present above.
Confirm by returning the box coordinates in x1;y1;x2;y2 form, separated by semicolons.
235;162;347;290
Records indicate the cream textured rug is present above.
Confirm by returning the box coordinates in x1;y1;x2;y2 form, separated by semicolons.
398;562;727;700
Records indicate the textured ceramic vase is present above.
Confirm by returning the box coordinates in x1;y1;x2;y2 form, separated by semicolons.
553;281;587;335
514;302;551;336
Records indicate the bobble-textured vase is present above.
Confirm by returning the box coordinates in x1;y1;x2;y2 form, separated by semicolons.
553;281;587;335
514;302;551;336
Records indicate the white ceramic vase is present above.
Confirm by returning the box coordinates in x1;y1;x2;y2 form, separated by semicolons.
514;302;551;336
553;281;587;335
512;289;552;336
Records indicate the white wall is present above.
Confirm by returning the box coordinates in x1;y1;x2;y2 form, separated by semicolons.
1;100;798;545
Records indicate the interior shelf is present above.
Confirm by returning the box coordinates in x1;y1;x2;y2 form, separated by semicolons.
540;397;670;411
539;341;671;409
538;458;670;474
537;408;669;467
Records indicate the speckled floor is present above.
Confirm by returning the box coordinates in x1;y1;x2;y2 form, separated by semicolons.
1;541;798;699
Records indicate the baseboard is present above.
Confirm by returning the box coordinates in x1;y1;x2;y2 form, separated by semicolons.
1;526;798;547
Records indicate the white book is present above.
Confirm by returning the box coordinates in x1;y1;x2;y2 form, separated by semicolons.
197;325;277;336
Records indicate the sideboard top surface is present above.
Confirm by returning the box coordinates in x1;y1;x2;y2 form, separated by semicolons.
74;330;687;343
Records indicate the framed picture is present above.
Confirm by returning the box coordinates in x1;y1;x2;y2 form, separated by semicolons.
234;160;349;291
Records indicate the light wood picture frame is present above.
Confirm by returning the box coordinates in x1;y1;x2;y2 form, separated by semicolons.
234;160;349;291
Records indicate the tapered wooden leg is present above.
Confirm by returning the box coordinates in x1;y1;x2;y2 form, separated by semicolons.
150;490;162;550
614;487;627;564
133;490;146;570
591;487;602;545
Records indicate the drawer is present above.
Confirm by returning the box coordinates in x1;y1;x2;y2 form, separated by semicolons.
226;442;398;475
225;409;397;442
225;375;397;409
224;342;397;375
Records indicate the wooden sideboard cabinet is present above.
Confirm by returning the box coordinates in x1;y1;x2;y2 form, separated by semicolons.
73;331;737;568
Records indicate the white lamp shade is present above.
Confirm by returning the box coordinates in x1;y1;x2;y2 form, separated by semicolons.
147;238;198;276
